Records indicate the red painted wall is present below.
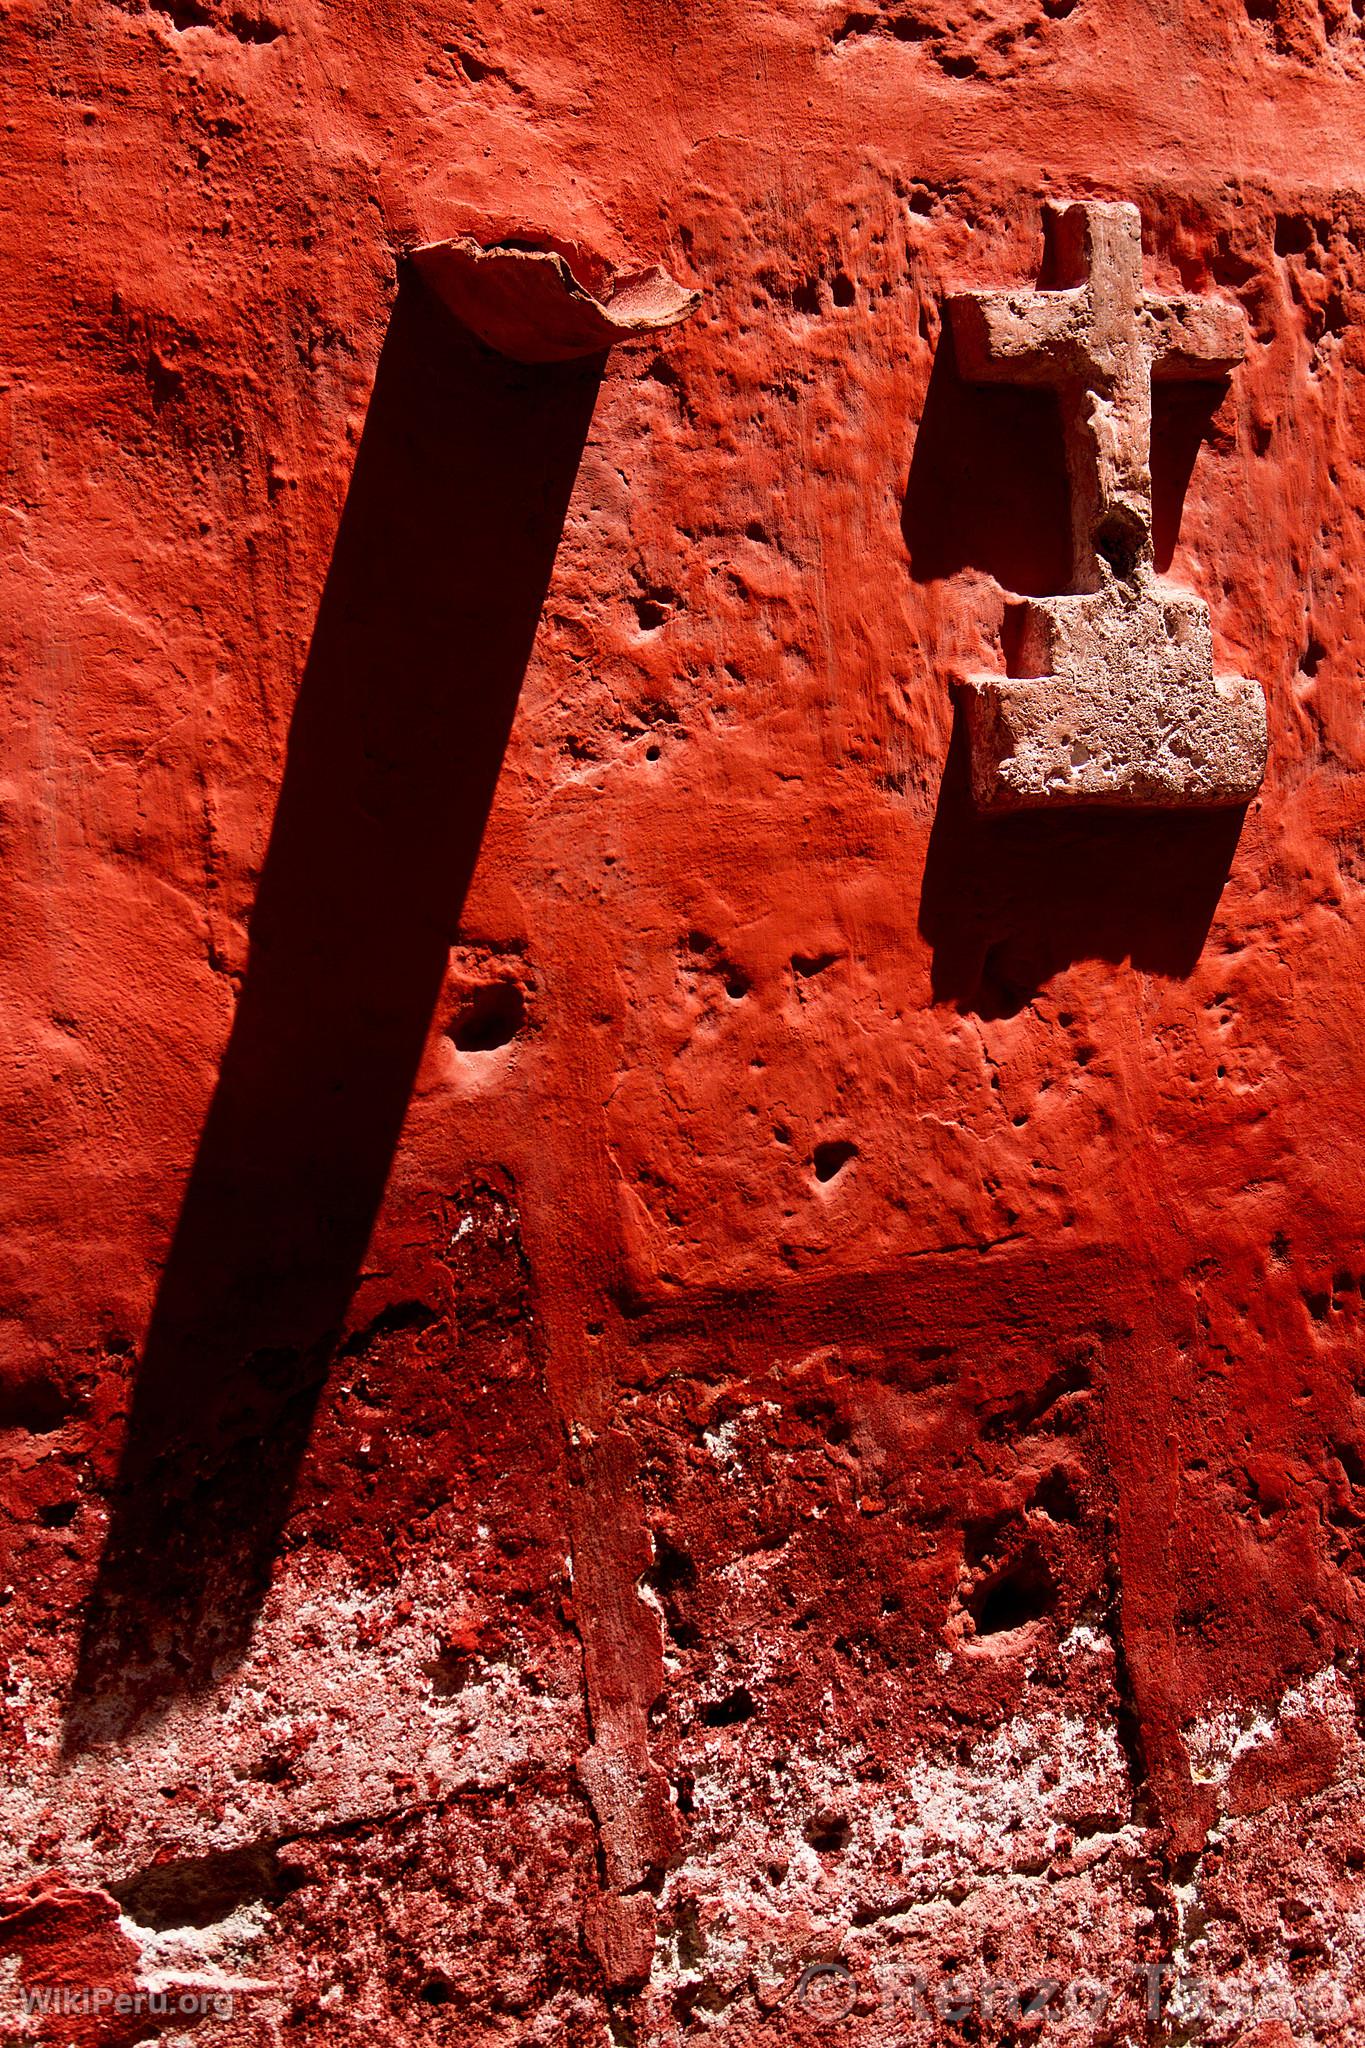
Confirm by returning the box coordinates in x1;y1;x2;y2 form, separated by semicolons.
4;0;1365;2039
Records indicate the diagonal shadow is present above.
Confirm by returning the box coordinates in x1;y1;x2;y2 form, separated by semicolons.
917;712;1247;1017
65;272;603;1749
901;320;1073;599
1150;377;1233;573
906;324;1245;1016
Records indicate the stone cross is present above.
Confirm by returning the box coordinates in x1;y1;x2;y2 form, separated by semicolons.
946;199;1267;810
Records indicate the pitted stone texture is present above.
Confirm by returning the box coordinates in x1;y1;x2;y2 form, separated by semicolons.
948;200;1268;810
10;1;1365;2033
963;583;1269;808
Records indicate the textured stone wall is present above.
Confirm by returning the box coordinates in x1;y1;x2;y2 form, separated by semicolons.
4;0;1365;2040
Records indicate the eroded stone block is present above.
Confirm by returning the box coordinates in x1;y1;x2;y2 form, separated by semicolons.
962;586;1268;809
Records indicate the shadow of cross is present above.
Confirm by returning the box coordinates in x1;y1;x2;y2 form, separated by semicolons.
946;199;1267;811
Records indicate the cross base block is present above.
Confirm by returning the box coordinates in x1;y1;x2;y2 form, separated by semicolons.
961;586;1268;811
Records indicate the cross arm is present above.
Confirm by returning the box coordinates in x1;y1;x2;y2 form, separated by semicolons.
1142;292;1245;379
948;286;1095;385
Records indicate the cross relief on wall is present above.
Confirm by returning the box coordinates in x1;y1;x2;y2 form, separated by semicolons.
945;199;1268;811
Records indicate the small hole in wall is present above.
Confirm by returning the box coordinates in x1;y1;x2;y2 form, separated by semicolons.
422;1647;475;1696
832;271;856;307
1274;211;1315;257
111;1842;304;1929
700;1686;757;1727
813;1140;858;1183
644;1534;695;1592
632;586;680;631
448;982;526;1053
419;1978;454;2005
1093;507;1144;582
646;742;662;761
0;1372;70;1433
1029;1467;1082;1524
804;1811;851;1853
642;1532;701;1649
792;950;838;978
970;1546;1057;1637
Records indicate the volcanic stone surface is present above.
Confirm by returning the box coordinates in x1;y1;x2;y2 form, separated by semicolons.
949;200;1268;809
3;0;1365;2043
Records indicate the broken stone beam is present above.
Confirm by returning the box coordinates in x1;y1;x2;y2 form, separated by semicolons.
413;236;701;364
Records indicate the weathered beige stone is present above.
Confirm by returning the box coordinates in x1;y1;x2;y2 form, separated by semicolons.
947;200;1268;811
